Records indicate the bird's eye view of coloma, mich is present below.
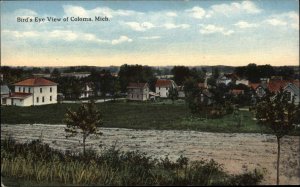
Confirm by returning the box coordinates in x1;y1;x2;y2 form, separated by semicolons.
0;0;299;186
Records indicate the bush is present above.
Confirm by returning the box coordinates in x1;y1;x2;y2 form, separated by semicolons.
1;138;264;186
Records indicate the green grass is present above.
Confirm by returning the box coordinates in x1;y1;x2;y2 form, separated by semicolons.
1;100;299;135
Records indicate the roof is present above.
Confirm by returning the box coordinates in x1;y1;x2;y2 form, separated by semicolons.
248;83;260;90
267;80;290;93
5;92;32;99
202;89;212;97
230;89;244;95
198;82;207;89
14;78;57;86
292;80;300;88
127;82;148;88
155;79;174;87
284;83;300;95
1;85;10;95
224;73;239;80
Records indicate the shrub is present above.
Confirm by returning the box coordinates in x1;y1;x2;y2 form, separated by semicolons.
1;138;264;186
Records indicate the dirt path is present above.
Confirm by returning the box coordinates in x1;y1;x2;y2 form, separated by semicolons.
1;124;299;185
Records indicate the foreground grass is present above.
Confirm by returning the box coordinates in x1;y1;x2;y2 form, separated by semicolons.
1;100;299;135
1;138;264;186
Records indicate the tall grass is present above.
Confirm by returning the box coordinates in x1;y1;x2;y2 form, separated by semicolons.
1;138;264;186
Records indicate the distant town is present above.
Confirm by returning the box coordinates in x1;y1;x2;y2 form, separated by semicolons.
0;64;299;107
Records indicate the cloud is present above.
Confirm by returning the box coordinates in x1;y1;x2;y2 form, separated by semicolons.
163;23;190;29
234;21;258;28
166;12;177;17
265;11;298;29
186;6;206;19
124;21;155;31
199;24;234;35
2;29;133;45
211;1;261;16
2;30;39;38
112;35;132;45
140;36;161;40
14;9;38;18
266;18;287;26
63;5;142;18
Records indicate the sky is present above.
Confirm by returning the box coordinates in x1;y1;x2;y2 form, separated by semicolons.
1;0;299;67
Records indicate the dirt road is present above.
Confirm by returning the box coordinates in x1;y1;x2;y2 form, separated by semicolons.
1;124;299;185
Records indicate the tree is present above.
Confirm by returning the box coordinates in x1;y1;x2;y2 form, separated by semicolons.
110;78;121;101
168;86;178;104
118;64;155;92
255;89;299;185
171;66;191;85
64;100;103;155
51;68;61;78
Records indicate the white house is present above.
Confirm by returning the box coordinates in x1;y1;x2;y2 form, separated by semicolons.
236;79;249;86
216;75;232;85
155;79;177;98
2;77;58;106
79;83;94;99
283;83;299;105
127;82;149;101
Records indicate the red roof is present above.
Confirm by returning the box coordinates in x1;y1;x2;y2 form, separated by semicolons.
155;79;173;87
127;82;148;88
292;80;300;88
7;92;32;99
249;83;260;90
14;78;57;86
267;80;289;93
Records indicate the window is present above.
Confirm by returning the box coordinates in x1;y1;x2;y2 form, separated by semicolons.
50;87;52;93
42;97;45;102
36;97;39;103
18;87;21;92
23;87;25;92
40;88;43;93
28;88;31;93
50;96;52;101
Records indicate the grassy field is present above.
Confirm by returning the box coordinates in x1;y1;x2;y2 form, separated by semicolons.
1;100;299;135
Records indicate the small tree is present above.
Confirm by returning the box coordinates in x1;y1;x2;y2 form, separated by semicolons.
64;100;103;155
168;86;178;104
255;89;299;185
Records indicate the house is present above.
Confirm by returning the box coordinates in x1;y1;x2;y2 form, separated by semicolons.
267;80;290;93
177;86;185;98
200;89;213;105
32;73;51;78
1;85;10;105
249;83;267;98
79;83;94;99
236;79;249;86
155;79;177;98
60;72;91;79
127;82;149;101
216;73;238;85
155;75;174;79
216;75;231;85
2;77;58;106
283;83;300;105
